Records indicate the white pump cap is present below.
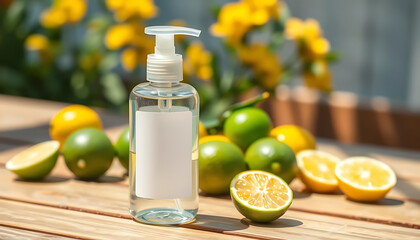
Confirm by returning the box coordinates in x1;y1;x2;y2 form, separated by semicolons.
145;26;201;82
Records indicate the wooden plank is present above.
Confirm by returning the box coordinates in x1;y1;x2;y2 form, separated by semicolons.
0;199;246;240
0;94;127;144
0;226;75;240
0;168;419;239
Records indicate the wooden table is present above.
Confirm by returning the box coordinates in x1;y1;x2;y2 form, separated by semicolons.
0;94;419;240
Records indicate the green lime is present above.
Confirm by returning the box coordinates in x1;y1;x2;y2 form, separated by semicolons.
230;170;293;223
224;107;272;149
115;126;129;170
245;137;297;183
6;141;59;180
63;128;114;180
199;141;247;195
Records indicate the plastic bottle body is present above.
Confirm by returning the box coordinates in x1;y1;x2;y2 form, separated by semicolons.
129;81;199;225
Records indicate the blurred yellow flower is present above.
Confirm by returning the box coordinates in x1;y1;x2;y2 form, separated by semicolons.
309;37;330;55
211;0;285;44
121;48;138;71
303;60;332;92
25;34;49;51
184;42;213;81
40;9;66;28
105;22;154;71
285;18;330;59
285;18;321;40
106;0;157;21
105;24;135;50
244;0;284;20
239;44;269;65
40;0;87;28
211;2;252;44
80;52;102;70
254;54;282;89
239;44;282;89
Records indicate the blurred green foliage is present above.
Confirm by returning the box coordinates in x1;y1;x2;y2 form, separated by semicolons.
0;0;337;121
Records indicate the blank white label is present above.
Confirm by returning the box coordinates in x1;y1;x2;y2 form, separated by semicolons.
135;110;192;199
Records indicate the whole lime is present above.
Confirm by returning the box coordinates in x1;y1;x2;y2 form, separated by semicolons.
224;107;272;149
199;141;247;195
63;128;114;180
115;126;129;170
245;138;297;183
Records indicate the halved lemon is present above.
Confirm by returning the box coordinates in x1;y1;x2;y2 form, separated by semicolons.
199;135;231;145
6;141;60;180
230;170;293;223
297;150;341;193
335;157;396;202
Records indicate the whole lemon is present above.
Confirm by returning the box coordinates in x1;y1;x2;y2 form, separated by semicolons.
199;135;231;145
199;121;207;138
224;107;272;149
50;105;102;147
199;141;247;195
270;125;316;154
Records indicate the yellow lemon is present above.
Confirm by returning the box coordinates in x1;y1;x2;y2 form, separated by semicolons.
270;125;316;154
335;157;396;202
297;150;341;193
50;105;102;147
199;121;207;138
199;135;230;145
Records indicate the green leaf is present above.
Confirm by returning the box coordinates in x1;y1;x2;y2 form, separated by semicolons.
325;51;340;63
210;5;221;19
4;0;25;31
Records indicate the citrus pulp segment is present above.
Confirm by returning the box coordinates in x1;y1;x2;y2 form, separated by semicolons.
230;170;293;222
297;150;341;193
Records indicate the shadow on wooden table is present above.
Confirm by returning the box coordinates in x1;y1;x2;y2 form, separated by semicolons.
242;218;303;228
76;175;126;183
345;197;404;206
14;175;69;183
188;214;249;232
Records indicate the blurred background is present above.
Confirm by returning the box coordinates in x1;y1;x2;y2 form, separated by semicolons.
0;0;419;149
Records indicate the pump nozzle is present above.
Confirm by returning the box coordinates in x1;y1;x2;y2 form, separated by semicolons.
145;26;201;82
145;26;201;55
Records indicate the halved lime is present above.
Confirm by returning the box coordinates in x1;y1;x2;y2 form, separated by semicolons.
6;141;60;180
230;170;293;223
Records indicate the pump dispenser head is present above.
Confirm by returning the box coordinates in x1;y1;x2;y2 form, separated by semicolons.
145;26;201;82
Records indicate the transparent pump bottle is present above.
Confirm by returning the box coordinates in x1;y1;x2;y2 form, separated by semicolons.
129;26;200;225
